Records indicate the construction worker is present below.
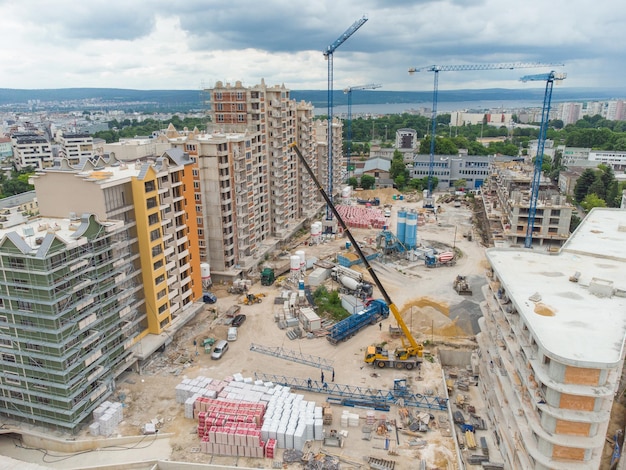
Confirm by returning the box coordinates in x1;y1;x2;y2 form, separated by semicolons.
321;371;324;383
307;378;312;388
379;322;382;331
332;369;335;382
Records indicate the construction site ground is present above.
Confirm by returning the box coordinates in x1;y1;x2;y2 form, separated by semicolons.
1;188;623;469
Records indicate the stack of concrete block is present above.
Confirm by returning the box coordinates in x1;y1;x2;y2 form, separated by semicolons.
179;373;323;456
175;376;227;404
91;401;124;437
340;410;360;428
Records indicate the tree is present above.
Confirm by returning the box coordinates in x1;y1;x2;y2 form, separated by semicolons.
347;177;358;188
454;179;467;190
573;169;597;203
360;174;375;190
580;193;606;212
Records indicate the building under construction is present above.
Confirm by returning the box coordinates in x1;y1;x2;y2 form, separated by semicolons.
482;161;574;249
478;207;626;469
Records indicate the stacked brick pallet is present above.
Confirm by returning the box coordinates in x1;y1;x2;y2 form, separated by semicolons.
336;205;386;229
177;374;324;458
197;399;266;457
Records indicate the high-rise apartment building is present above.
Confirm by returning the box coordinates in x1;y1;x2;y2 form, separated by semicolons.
0;147;203;432
163;80;328;280
478;207;626;469
0;214;138;431
34;149;202;338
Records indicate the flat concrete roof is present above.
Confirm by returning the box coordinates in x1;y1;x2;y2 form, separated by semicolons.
486;208;626;367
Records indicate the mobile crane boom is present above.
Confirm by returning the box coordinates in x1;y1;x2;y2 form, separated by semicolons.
289;143;422;359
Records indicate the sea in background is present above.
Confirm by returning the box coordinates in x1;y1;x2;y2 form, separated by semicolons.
316;100;550;117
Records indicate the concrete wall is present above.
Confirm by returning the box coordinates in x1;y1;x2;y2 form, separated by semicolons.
438;349;474;368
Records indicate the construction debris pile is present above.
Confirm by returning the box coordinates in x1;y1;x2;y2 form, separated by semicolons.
175;374;325;457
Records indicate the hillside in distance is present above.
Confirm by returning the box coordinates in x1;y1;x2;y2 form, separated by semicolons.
0;87;624;110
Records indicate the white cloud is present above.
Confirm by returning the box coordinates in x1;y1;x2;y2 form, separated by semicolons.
0;0;624;91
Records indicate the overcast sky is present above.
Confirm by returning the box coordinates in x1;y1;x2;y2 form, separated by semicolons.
1;0;623;93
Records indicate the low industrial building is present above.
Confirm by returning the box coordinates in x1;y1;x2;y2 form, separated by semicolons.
478;207;626;469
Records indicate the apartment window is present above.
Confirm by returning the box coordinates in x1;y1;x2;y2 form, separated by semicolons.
0;315;8;329
155;274;165;285
193;181;200;189
236;92;244;100
196;205;202;213
2;353;15;363
144;180;156;192
237;103;244;111
0;338;12;347
157;289;167;300
217;114;224;123
150;228;161;242
8;257;25;269
153;259;164;271
158;303;168;314
5;372;20;385
25;342;42;352
148;213;159;226
192;169;199;177
196;217;203;226
194;193;201;201
147;197;157;210
151;244;163;257
17;300;33;311
14;279;29;293
238;114;245;122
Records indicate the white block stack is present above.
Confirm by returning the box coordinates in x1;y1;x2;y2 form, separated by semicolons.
91;401;124;437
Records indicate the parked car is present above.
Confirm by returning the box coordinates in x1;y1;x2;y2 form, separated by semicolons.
227;327;238;341
203;292;217;304
231;314;247;327
211;340;229;360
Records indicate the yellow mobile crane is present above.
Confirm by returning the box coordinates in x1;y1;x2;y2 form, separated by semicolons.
289;143;423;370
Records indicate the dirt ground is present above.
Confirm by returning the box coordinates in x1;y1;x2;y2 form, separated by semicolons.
104;191;490;469
8;188;623;469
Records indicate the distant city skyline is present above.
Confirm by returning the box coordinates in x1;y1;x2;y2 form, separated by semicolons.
0;1;623;92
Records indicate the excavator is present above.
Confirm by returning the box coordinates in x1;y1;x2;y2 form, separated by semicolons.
289;143;423;370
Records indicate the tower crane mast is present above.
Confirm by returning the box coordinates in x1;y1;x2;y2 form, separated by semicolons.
322;16;368;227
408;62;562;209
521;71;567;249
344;83;382;180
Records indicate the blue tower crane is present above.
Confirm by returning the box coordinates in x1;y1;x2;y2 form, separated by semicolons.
408;62;562;209
344;83;382;181
521;71;567;249
323;16;368;228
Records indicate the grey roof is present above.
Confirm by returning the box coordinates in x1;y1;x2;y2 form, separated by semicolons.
0;190;36;209
362;157;391;172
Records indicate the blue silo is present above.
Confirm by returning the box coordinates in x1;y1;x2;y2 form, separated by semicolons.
396;208;407;244
405;210;418;249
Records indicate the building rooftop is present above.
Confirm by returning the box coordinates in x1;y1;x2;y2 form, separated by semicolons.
0;214;122;254
486;208;626;367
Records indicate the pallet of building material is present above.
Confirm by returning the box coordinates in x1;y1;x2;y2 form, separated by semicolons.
465;430;477;449
456;381;469;391
481;462;504;469
323;405;333;424
367;456;396;470
480;436;489;456
470;415;487;430
467;454;489;465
